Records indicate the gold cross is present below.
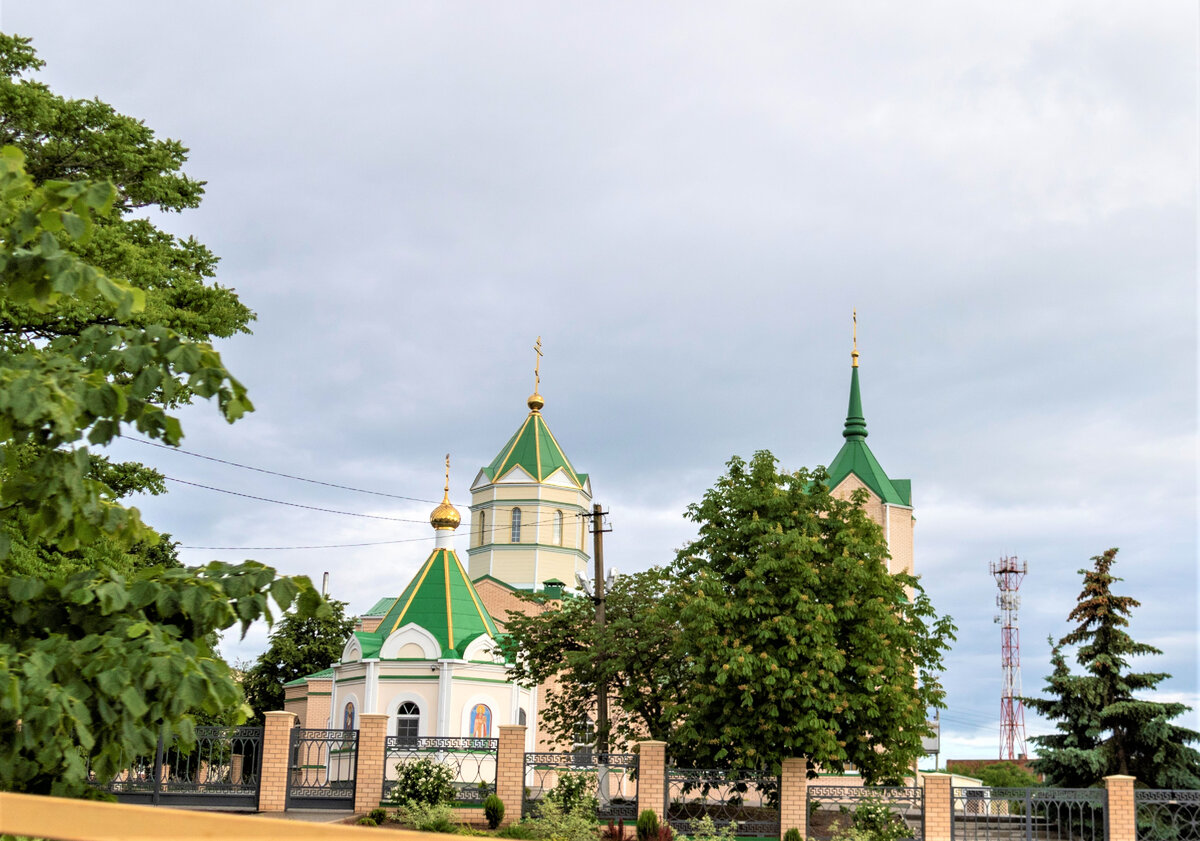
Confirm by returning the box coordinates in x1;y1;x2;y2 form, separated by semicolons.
852;309;859;367
533;336;543;392
443;453;450;494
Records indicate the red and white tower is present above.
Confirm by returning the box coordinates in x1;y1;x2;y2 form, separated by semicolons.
991;556;1028;760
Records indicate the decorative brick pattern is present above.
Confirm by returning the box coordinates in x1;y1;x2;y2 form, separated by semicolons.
1105;775;1135;841
637;741;668;823
258;710;297;812
780;757;809;840
496;724;528;827
922;774;952;841
355;713;389;813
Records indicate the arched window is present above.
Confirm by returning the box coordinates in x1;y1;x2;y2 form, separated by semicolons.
396;701;420;746
518;708;528;727
342;701;356;731
552;510;563;546
478;510;487;546
510;508;522;543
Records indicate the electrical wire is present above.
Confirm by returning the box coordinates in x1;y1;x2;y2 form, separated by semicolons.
162;476;435;523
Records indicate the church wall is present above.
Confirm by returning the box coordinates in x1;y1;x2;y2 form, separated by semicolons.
831;474;885;526
376;679;440;738
285;678;332;729
473;578;544;632
885;505;915;577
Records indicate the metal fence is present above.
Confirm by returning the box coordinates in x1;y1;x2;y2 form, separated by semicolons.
667;768;781;837
286;728;358;810
93;726;263;809
1136;790;1200;841
523;752;639;821
807;785;924;841
383;737;498;805
952;787;1106;841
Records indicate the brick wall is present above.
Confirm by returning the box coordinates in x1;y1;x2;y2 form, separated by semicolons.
495;724;527;827
258;710;297;812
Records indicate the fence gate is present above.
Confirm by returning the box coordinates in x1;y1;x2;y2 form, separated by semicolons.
951;787;1106;841
100;726;263;810
668;769;781;837
523;752;640;821
286;728;358;810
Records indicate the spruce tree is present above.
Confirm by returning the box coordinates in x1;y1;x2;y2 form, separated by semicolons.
1026;548;1200;788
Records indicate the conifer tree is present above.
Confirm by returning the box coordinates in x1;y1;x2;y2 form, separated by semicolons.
1026;548;1200;788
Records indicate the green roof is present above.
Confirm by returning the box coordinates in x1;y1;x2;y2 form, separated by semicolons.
373;547;499;659
481;409;585;488
284;667;335;687
826;365;911;506
362;596;396;616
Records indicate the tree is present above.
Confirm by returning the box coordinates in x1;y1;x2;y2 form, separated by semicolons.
0;37;321;797
502;567;689;751
1026;549;1200;789
242;599;358;722
673;451;955;781
976;762;1041;788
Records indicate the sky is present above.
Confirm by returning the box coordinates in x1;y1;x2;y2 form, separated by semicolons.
3;1;1196;766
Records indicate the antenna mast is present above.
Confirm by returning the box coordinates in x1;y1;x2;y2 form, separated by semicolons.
991;556;1028;760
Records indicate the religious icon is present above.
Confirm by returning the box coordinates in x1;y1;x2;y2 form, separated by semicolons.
470;703;492;738
343;701;355;731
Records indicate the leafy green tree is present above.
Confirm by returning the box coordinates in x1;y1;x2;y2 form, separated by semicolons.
673;451;955;781
502;567;688;751
242;599;357;721
976;762;1040;788
1026;549;1200;788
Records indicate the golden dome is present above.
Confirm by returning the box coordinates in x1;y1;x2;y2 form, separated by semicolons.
527;391;544;412
430;454;461;530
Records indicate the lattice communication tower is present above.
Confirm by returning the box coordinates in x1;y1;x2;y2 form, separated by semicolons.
991;556;1028;760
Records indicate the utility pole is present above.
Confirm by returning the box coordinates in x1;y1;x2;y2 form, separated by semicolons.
586;503;612;756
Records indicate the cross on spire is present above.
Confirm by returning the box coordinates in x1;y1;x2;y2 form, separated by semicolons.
851;309;859;368
533;336;543;393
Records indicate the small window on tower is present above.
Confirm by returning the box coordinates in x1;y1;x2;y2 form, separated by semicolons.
553;510;563;545
511;508;522;543
479;510;487;545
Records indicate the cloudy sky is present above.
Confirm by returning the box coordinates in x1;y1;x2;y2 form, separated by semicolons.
5;2;1196;765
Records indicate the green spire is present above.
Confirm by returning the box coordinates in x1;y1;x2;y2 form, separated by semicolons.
843;366;868;440
483;408;585;488
826;350;911;506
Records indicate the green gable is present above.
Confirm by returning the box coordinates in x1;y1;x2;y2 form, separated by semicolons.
373;548;500;659
826;365;911;506
482;410;584;488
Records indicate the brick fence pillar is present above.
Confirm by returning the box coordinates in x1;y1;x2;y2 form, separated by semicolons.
636;741;667;824
1105;775;1137;841
496;724;527;827
922;773;952;841
354;713;389;813
259;710;297;812
780;757;809;840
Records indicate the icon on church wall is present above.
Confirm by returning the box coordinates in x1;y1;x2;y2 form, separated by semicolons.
470;703;492;738
343;701;355;731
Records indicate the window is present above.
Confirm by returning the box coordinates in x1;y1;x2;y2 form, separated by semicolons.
478;510;487;546
518;709;528;727
396;702;419;746
342;701;356;731
573;717;595;757
510;508;522;543
552;510;563;545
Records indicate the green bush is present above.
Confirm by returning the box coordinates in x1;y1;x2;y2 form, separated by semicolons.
524;798;600;841
638;810;661;841
398;800;458;833
830;799;912;841
545;770;599;819
356;816;378;827
394;757;457;806
484;793;507;829
368;807;390;824
676;816;739;841
785;828;802;841
496;822;539;839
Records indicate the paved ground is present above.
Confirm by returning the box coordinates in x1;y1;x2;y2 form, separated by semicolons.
257;810;358;823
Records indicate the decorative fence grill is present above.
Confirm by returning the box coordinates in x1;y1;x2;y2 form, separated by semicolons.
93;726;263;809
807;785;924;841
952;788;1106;841
1136;790;1200;841
286;728;358;810
667;768;781;837
383;737;498;805
523;752;639;821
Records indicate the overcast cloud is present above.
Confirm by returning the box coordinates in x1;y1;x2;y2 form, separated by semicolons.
4;1;1196;764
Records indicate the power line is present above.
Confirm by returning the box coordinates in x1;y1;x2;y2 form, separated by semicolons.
162;477;433;523
127;438;447;504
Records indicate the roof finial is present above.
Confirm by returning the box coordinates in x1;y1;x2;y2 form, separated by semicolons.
430;454;460;530
443;453;450;496
851;309;859;368
528;336;545;412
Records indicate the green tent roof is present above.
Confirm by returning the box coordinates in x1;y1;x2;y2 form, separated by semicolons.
373;547;499;659
826;365;911;506
481;409;585;487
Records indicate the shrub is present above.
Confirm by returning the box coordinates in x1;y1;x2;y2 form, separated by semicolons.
545;770;599;819
356;816;378;827
368;807;390;824
603;819;625;840
830;799;912;841
524;797;600;841
785;829;803;841
497;822;539;839
394;757;457;806
398;800;457;833
656;826;674;841
675;816;738;841
484;793;507;829
638;810;660;841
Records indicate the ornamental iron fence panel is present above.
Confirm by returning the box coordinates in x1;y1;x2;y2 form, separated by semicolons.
951;787;1106;841
286;728;358;810
93;726;263;809
807;785;923;841
1136;790;1200;841
667;768;781;837
523;752;639;821
382;737;498;805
